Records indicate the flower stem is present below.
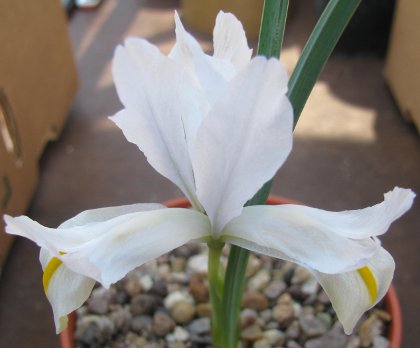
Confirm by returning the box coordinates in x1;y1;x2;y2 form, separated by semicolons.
207;239;225;347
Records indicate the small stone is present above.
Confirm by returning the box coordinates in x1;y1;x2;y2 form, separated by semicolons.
172;326;190;342
345;336;361;348
150;279;168;297
240;308;258;327
170;301;196;324
124;278;142;297
285;320;301;340
248;270;271;291
243;290;268;311
158;264;171;279
152;311;175;337
241;324;263;341
109;305;132;331
264;280;286;300
196;303;212;317
304;321;348;348
131;315;153;335
189;317;211;335
173;245;193;258
87;287;117;315
253;338;271;348
131;294;160;315
260;309;272;323
124;332;147;348
373;336;390;348
273;295;295;327
276;262;295;283
246;254;263;277
187;254;208;274
316;312;332;329
171;257;187;272
317;291;330;305
139;274;154;292
301;277;320;296
291;266;311;285
263;329;286;346
189;274;209;303
358;315;384;347
168;343;186;348
287;341;303;348
170;272;190;284
372;309;392;322
164;291;194;310
75;315;115;344
265;321;279;330
299;313;328;338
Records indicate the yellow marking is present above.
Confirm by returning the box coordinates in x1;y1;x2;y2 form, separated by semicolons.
357;266;378;303
42;257;63;293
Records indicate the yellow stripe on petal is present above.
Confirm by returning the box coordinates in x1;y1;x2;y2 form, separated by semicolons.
357;266;378;304
43;257;63;293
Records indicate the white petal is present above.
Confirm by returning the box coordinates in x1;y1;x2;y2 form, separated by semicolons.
62;208;211;287
110;38;200;207
40;248;95;334
313;247;395;334
5;208;211;288
192;57;293;232
170;12;230;104
213;11;253;71
223;205;378;274
299;187;414;239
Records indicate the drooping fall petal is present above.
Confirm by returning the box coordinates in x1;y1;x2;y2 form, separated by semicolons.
5;206;211;288
313;247;395;334
192;56;293;232
222;187;414;273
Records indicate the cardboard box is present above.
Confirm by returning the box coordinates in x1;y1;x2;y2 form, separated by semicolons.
385;0;420;132
0;0;78;268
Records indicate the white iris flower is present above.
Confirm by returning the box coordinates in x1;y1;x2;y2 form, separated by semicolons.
4;12;414;335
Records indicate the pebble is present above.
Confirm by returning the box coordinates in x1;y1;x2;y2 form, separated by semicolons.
123;277;142;298
241;324;264;341
286;320;301;340
170;301;196;324
164;291;194;310
253;338;271;348
273;294;295;327
130;294;160;316
131;315;153;335
87;287;117;315
301;277;320;296
246;254;263;277
291;267;311;285
152;311;175;337
240;308;258;327
358;314;384;347
299;313;328;338
264;280;286;300
304;322;348;348
187;254;208;274
248;269;271;291
75;315;115;344
171;257;186;272
263;329;286;346
189;274;209;303
139;274;154;292
169;326;190;342
109;305;132;331
196;303;212;317
243;290;269;311
373;335;390;348
189;317;211;336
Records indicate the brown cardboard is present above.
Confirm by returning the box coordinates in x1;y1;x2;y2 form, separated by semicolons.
385;0;420;133
0;0;78;267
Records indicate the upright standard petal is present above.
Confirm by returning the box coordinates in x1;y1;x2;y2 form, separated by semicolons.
110;38;200;208
313;248;395;334
213;11;253;71
222;205;378;274
192;57;293;232
5;207;211;288
170;12;232;104
40;248;95;334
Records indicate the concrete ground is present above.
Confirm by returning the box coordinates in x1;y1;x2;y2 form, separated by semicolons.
0;0;419;347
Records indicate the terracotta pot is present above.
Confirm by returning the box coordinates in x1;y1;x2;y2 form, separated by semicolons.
60;195;402;348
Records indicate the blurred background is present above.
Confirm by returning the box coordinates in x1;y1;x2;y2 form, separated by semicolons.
0;0;419;347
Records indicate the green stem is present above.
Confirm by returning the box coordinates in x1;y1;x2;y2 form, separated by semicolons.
207;240;225;347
